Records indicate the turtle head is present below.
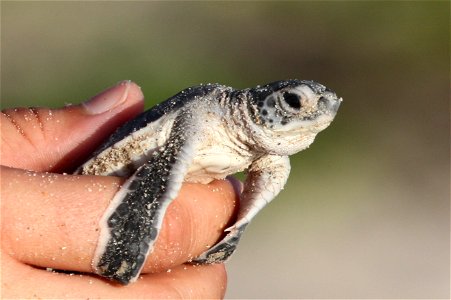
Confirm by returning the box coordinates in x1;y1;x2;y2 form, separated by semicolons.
246;79;342;155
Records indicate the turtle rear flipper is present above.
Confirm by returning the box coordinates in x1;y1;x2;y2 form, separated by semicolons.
193;155;291;264
94;111;200;284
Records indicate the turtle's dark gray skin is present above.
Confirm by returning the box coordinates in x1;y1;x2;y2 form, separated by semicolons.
76;79;342;285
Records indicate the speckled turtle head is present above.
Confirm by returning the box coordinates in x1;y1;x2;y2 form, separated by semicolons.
244;79;342;155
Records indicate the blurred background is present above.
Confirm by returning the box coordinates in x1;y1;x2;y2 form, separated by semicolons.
2;2;449;298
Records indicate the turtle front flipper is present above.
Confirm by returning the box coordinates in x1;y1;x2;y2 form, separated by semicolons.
193;155;291;264
93;112;200;284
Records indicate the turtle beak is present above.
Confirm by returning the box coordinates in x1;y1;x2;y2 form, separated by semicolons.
319;94;342;114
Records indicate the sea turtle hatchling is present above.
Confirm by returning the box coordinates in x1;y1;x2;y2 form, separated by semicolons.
76;79;342;285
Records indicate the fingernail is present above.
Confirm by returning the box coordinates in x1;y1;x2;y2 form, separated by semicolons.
82;80;131;115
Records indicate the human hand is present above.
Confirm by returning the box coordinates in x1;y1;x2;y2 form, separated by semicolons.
1;81;238;298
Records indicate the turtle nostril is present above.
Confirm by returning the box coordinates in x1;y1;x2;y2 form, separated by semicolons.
318;96;328;106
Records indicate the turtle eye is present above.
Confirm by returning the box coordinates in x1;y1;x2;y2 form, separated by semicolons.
282;92;301;109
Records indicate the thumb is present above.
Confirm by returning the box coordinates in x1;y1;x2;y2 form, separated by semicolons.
1;81;144;172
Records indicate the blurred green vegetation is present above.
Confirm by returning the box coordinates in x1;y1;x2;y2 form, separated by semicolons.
2;2;449;298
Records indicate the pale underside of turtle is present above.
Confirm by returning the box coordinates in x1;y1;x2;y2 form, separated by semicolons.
76;79;342;285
